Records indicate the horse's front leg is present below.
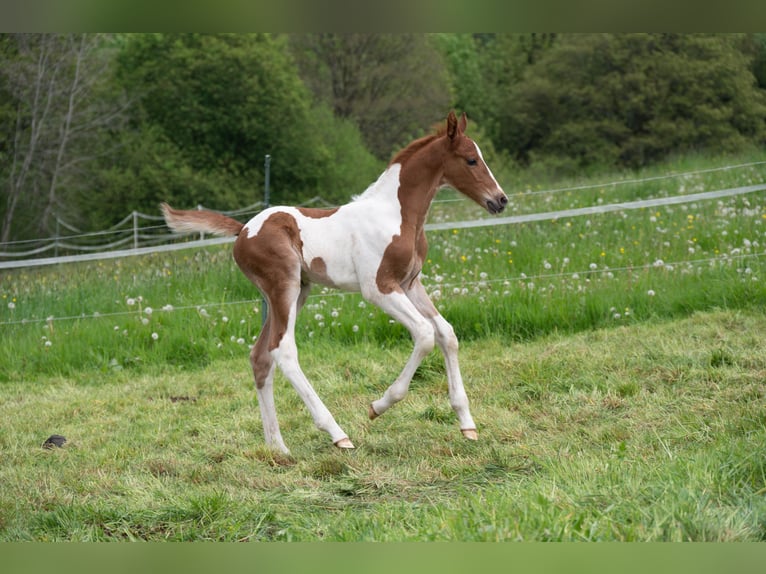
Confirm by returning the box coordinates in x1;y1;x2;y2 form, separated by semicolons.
403;279;478;440
365;288;435;419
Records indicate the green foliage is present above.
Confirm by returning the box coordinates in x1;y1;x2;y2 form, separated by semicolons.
487;34;766;174
3;33;766;240
86;33;380;228
289;34;451;159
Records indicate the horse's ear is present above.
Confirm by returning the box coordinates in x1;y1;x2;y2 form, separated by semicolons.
458;112;467;133
447;110;458;141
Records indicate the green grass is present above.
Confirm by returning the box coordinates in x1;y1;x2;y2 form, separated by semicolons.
0;310;764;540
0;152;765;540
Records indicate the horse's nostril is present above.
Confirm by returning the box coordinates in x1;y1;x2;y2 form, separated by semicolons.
499;195;508;206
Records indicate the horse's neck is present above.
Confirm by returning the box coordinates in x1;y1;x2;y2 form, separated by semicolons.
362;158;440;210
396;161;442;230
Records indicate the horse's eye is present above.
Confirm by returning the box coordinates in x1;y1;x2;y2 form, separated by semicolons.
467;158;477;166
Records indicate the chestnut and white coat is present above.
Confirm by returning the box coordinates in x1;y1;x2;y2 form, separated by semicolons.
162;111;507;454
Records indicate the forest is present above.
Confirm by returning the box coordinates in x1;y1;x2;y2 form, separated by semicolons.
1;33;766;243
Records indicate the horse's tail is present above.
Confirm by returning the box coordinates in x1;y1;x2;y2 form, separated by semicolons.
161;203;244;237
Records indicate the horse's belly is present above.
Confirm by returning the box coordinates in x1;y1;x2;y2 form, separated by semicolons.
303;252;362;292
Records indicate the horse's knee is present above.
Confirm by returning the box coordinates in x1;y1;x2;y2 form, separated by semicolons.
434;319;458;354
413;322;435;356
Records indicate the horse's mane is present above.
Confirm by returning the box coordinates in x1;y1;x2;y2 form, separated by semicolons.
353;125;447;202
388;125;447;167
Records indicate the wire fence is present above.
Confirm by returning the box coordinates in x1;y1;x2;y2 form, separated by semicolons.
2;247;763;328
2;158;765;327
0;197;334;263
1;160;765;271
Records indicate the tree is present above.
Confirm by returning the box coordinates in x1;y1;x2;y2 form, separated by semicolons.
289;34;451;159
83;33;380;228
0;33;126;243
493;34;766;172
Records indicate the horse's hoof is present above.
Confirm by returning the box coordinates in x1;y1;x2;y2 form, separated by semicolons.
461;428;478;441
368;404;379;420
334;438;355;449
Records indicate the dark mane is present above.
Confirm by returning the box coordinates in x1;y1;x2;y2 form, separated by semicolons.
388;127;446;166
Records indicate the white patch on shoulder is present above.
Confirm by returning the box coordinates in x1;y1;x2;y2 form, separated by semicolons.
352;164;401;203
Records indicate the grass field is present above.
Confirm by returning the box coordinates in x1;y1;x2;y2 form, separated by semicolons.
1;153;765;540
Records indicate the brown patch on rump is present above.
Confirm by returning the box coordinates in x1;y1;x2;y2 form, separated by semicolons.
297;207;339;219
233;211;305;354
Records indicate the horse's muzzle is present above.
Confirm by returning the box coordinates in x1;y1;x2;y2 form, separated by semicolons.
486;194;508;214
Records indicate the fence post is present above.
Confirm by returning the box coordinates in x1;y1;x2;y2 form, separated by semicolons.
132;211;138;250
261;154;271;327
54;216;60;258
196;204;205;241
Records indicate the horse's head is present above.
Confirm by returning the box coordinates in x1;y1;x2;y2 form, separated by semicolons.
441;111;507;214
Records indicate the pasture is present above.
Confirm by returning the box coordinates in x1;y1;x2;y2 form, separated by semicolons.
1;153;765;540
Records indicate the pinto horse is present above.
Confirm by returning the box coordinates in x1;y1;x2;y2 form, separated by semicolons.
162;111;507;454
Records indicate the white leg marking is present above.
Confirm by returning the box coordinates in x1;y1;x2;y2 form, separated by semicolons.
254;363;291;454
273;303;351;447
367;289;435;417
406;279;477;434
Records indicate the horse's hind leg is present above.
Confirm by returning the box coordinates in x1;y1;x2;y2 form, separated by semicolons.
250;316;290;454
268;282;354;449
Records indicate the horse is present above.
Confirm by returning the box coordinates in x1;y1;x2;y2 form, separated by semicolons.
161;111;507;454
